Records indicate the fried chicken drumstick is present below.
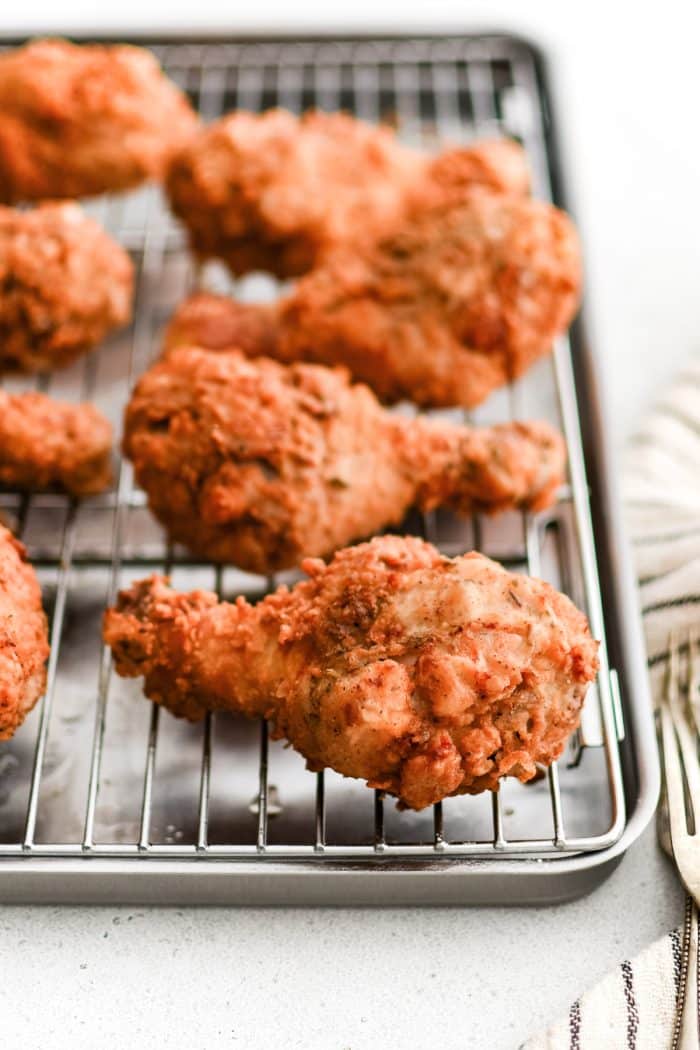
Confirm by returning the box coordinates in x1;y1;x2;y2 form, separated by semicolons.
103;535;598;809
165;187;580;409
0;526;49;740
0;39;198;202
0;391;112;496
124;346;565;573
0;202;133;372
166;108;529;278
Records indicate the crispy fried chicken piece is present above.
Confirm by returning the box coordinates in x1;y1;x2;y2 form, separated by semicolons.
165;188;580;409
0;38;198;203
0;202;133;372
0;391;112;496
165;108;529;277
124;346;564;573
103;535;598;809
0;525;49;740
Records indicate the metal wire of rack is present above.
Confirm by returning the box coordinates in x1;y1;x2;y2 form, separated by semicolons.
0;35;628;881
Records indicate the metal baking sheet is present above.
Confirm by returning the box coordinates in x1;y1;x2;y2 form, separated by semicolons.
0;33;659;904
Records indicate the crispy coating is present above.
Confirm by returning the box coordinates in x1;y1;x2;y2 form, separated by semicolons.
124;346;565;573
0;202;133;373
166;108;529;277
165;188;581;409
0;525;49;741
0;391;112;496
103;535;598;809
0;39;198;202
165;295;278;358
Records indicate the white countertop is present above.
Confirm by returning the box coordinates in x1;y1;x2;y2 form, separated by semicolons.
1;2;698;1047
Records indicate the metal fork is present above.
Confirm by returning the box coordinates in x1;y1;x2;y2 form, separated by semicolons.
659;629;700;1049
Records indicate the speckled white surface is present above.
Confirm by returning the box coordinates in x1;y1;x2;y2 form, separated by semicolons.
1;3;699;1048
0;827;684;1048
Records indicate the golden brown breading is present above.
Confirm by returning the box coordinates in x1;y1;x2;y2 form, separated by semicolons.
103;535;598;809
0;39;198;202
164;294;277;358
123;346;565;573
0;391;112;496
0;202;133;372
165;187;581;409
165;108;529;277
0;525;49;740
426;137;530;201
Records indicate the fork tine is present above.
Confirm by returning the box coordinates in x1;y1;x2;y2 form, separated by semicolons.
660;630;696;844
669;627;681;704
687;628;700;734
670;630;700;817
665;631;700;833
670;706;700;825
661;702;690;845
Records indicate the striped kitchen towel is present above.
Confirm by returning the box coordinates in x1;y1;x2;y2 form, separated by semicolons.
522;357;700;1049
625;353;700;690
520;924;684;1049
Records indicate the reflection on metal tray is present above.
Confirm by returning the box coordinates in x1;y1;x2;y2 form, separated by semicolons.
0;33;658;905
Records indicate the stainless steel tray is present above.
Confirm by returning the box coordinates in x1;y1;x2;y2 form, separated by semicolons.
0;32;659;905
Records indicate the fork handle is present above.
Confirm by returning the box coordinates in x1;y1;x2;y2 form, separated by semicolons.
675;897;700;1050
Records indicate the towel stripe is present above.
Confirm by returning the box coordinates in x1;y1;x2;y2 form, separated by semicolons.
670;928;683;1002
621;960;638;1049
656;402;700;438
568;999;581;1050
642;594;700;615
638;573;666;587
647;639;696;668
633;525;700;547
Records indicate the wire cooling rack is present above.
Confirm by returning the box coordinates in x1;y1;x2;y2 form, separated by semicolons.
0;35;633;897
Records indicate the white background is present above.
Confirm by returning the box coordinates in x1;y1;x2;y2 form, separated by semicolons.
1;2;698;1048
